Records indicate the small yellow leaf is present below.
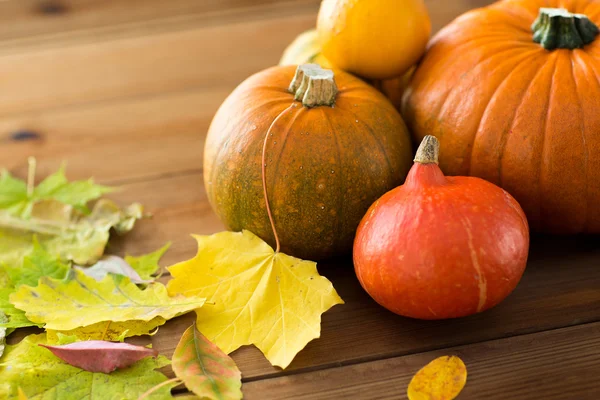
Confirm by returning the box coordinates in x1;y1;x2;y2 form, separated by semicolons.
167;230;344;369
46;317;166;343
407;356;467;400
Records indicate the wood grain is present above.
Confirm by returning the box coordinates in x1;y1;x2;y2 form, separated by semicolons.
242;322;600;399
1;87;228;183
0;0;321;52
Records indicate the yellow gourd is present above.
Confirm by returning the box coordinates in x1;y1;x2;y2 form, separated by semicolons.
317;0;431;79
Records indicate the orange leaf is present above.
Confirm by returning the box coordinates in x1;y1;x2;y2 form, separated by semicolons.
407;355;467;400
172;324;242;400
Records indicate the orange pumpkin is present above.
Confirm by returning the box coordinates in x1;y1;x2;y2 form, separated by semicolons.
354;136;529;319
402;2;600;233
204;64;413;260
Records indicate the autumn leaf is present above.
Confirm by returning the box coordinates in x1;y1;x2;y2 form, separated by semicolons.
125;243;171;281
39;340;159;373
0;288;40;329
46;317;166;343
0;334;176;399
3;238;70;287
0;241;68;329
172;324;242;400
167;230;344;369
407;356;468;400
10;269;205;331
0;198;143;267
76;255;151;284
0;311;7;358
0;163;112;218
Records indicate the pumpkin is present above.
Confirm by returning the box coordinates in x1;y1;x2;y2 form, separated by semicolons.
353;136;530;320
402;2;600;233
279;28;415;111
317;0;431;79
204;64;413;260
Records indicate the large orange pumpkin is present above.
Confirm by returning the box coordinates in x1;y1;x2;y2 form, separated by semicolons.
403;1;600;234
205;64;413;260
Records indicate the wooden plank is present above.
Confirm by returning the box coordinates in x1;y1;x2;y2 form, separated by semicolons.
0;0;320;44
0;12;316;117
0;87;230;183
99;173;600;381
0;0;497;117
241;322;600;399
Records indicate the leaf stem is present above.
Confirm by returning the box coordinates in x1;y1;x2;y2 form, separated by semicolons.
137;377;182;400
27;157;36;197
261;104;295;253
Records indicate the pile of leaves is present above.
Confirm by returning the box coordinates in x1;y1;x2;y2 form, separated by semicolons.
0;161;344;399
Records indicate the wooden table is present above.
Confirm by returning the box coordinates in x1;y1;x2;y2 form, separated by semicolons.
1;1;599;399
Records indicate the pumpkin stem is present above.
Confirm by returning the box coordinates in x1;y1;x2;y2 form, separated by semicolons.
414;135;440;165
532;8;599;50
289;64;337;107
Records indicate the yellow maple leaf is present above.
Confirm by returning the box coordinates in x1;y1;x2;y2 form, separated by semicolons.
10;270;205;331
166;230;344;369
46;317;165;343
407;356;468;400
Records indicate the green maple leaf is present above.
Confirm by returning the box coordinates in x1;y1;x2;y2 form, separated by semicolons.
0;241;69;329
0;288;40;329
0;199;143;267
10;269;205;331
3;239;70;288
0;334;176;399
0;166;112;218
125;243;171;281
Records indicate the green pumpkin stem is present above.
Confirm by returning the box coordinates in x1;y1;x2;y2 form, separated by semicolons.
289;64;337;108
414;135;440;165
532;8;599;50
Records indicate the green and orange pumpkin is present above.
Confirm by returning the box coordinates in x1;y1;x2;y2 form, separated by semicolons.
204;64;413;260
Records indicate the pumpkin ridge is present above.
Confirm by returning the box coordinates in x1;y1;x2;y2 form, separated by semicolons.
436;46;537;131
538;53;559;229
320;107;344;251
409;38;533;128
569;52;588;232
573;50;600;231
497;52;549;189
267;105;304;247
466;50;541;177
337;105;395;181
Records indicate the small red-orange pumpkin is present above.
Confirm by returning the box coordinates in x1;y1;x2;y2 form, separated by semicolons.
204;64;413;260
353;136;530;320
402;1;600;233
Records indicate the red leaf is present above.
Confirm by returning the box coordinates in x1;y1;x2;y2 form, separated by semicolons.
39;340;159;373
